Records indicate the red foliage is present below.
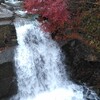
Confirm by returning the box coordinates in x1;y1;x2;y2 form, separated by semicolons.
24;0;70;33
24;0;98;49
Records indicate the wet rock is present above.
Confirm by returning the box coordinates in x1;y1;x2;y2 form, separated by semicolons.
61;39;100;95
0;47;15;63
0;5;17;48
1;3;14;11
0;62;17;99
0;25;17;48
0;5;14;23
0;4;18;100
62;39;99;64
0;0;4;4
0;47;17;99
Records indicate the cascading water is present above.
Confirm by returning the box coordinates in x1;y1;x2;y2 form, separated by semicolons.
5;0;17;3
4;0;20;4
11;20;99;100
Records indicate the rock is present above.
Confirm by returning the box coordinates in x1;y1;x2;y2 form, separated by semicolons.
62;39;99;64
61;39;100;95
1;3;14;11
0;47;15;64
0;0;4;4
0;5;14;25
0;4;17;99
0;47;17;99
0;62;17;99
0;24;17;48
0;5;17;48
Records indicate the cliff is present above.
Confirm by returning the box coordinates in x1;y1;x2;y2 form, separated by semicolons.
0;5;17;99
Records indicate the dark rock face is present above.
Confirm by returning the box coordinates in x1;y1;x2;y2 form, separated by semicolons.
0;47;17;100
0;62;17;99
0;5;17;99
62;39;100;95
0;47;14;63
0;0;4;4
62;39;98;64
0;25;17;48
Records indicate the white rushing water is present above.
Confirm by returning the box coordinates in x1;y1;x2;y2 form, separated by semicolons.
5;0;17;3
12;20;99;100
4;0;21;5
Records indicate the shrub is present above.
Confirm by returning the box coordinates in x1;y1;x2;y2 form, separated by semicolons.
24;0;70;33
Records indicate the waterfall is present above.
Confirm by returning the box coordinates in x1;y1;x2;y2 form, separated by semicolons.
11;20;99;100
5;0;17;3
4;0;20;4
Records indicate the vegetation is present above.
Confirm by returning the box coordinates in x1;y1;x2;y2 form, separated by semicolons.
24;0;100;52
24;0;70;33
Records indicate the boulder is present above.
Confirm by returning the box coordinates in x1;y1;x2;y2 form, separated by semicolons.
0;25;17;48
0;47;15;63
0;4;18;99
0;62;17;99
0;0;4;4
62;39;100;95
0;47;17;100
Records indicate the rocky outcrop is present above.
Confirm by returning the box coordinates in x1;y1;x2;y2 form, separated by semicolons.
0;62;17;99
0;0;4;4
0;4;17;48
62;39;100;96
0;47;17;100
0;3;21;99
0;25;17;48
0;47;15;63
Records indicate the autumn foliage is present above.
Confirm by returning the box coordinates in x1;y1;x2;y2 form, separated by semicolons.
24;0;70;33
24;0;100;51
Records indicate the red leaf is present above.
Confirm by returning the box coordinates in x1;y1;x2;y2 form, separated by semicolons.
24;0;70;33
